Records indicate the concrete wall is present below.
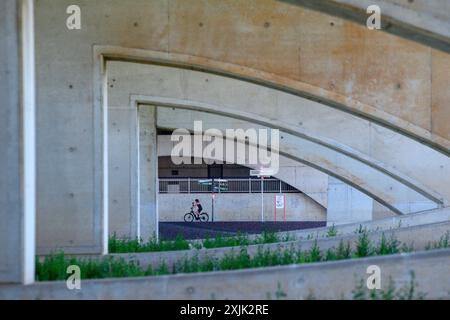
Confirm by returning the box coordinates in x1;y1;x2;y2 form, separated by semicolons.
138;107;158;240
110;62;442;214
223;206;450;244
109;219;450;272
158;193;326;223
108;106;158;240
0;0;35;284
327;177;373;225
294;0;450;52
31;0;450;256
109;113;330;237
3;249;450;299
157;134;329;208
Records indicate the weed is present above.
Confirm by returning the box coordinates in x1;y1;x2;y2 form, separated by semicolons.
275;282;287;299
376;233;400;255
355;229;373;257
425;231;450;250
336;240;352;260
109;231;296;253
326;224;338;238
352;272;426;300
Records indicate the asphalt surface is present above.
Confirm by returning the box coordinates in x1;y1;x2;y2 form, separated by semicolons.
159;221;326;240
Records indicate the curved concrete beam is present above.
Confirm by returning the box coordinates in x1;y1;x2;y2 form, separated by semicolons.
148;105;436;215
97;46;450;155
106;60;449;208
157;135;329;208
284;0;450;53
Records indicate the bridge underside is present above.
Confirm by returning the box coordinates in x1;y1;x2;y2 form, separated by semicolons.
1;0;449;287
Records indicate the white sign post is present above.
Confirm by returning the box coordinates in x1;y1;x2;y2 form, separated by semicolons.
275;194;286;222
250;169;275;222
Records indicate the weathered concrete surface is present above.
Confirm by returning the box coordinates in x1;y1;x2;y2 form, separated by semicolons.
107;219;450;272
138;107;158;240
157;134;330;208
0;0;22;284
109;61;445;212
327;177;373;225
33;0;450;255
286;0;450;52
4;249;450;299
109;130;330;237
158;193;326;222
0;0;35;284
241;206;450;243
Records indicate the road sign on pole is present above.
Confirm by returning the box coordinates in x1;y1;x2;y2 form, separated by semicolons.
198;179;228;222
250;169;273;222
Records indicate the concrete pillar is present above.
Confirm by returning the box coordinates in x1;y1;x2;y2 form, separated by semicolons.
0;0;36;284
327;177;372;226
108;107;139;239
138;106;158;240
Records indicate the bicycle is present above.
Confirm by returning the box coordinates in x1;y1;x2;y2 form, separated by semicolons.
184;206;209;222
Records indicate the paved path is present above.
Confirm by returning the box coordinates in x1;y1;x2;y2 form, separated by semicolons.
159;221;326;240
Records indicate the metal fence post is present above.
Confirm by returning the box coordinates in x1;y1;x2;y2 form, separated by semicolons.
188;177;190;194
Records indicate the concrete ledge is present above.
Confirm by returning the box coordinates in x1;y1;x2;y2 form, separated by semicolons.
62;207;450;272
2;249;450;299
271;206;450;240
107;219;450;271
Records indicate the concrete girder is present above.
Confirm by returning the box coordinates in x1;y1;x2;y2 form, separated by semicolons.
156;135;329;208
106;60;448;208
32;0;450;256
283;0;450;53
106;100;432;238
98;46;450;155
149;105;436;214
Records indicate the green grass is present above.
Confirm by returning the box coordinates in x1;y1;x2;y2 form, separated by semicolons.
352;271;426;300
326;224;338;238
109;231;297;253
109;233;191;253
425;231;450;250
36;252;156;281
37;230;449;282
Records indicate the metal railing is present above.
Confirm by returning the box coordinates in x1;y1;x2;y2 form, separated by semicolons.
158;178;299;194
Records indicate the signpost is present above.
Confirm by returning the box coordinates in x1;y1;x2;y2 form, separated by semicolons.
250;169;275;222
275;194;286;222
198;179;228;222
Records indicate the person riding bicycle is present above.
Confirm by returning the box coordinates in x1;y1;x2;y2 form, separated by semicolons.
193;199;203;219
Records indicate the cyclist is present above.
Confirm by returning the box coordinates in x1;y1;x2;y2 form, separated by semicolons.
193;199;203;219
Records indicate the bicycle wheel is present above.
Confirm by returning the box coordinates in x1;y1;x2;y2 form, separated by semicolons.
199;213;209;222
184;212;194;222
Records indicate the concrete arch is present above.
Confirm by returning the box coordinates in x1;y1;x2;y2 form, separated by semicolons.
104;60;449;211
156;136;329;209
109;99;436;222
104;59;450;209
285;0;450;53
97;46;450;154
27;0;450;258
150;105;437;213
